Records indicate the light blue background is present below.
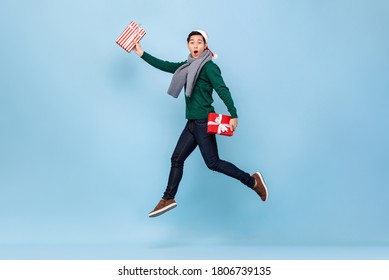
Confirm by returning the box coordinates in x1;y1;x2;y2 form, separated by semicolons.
1;0;388;259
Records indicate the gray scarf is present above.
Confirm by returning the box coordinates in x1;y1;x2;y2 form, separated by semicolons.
167;50;212;98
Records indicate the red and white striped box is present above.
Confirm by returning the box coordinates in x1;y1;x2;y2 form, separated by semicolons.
116;21;146;53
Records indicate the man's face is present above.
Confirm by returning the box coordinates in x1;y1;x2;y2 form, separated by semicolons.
187;35;207;58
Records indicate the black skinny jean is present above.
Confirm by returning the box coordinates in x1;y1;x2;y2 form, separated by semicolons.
163;119;255;200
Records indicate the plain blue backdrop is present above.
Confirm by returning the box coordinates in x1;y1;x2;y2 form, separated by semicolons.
1;0;388;259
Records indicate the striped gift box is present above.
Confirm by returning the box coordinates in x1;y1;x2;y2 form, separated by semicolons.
116;21;146;52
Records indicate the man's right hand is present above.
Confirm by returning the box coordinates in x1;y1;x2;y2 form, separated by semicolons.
133;42;144;57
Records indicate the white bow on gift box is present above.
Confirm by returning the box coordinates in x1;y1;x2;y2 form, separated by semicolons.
207;114;231;134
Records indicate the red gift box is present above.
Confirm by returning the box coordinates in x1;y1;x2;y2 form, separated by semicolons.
207;113;233;136
116;21;146;53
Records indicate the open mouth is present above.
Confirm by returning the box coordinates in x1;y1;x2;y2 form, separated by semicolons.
194;50;199;55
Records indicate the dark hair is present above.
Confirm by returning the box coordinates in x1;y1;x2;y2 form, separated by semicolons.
187;31;206;43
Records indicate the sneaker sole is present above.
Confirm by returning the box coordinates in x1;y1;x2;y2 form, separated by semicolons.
148;202;177;218
255;172;269;201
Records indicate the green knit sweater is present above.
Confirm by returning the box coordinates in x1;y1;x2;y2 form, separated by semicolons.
141;52;238;120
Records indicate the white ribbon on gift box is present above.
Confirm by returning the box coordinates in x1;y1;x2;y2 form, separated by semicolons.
207;114;230;134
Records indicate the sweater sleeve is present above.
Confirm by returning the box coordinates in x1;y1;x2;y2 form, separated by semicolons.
141;52;186;74
206;63;238;118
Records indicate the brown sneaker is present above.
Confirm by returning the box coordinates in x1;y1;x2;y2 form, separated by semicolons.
148;199;177;218
251;172;268;202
